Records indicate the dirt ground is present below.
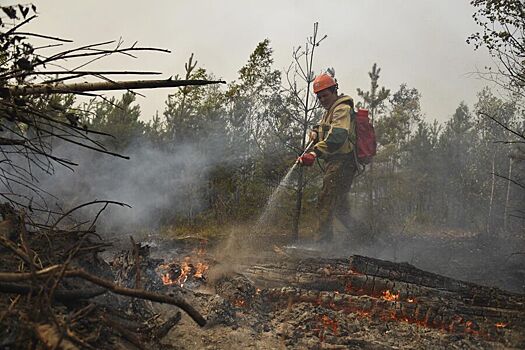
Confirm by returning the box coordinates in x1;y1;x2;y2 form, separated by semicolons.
133;230;525;350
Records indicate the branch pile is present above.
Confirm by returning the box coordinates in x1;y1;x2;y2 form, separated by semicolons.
0;204;206;349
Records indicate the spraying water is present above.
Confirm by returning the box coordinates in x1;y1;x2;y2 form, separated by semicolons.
255;140;314;233
255;162;298;231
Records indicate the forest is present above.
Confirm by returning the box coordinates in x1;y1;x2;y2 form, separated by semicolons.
0;1;524;349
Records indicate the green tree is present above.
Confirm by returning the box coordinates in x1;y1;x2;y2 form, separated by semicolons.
222;39;284;220
473;88;519;236
468;0;525;97
376;84;422;170
89;92;145;151
163;54;224;145
355;63;390;234
435;102;479;228
357;63;390;123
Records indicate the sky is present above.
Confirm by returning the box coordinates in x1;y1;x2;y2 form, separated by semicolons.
23;0;495;123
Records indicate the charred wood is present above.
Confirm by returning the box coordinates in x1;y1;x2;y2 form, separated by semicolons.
243;255;525;311
263;287;523;340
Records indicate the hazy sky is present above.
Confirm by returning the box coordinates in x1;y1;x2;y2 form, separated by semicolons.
25;0;494;123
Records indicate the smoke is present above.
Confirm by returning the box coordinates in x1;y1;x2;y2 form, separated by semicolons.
27;137;222;234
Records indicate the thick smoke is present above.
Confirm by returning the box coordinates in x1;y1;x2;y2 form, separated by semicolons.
31;139;218;234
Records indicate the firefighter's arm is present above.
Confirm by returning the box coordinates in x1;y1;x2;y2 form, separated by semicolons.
312;104;351;157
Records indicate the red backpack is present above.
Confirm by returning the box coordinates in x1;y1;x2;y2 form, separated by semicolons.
352;108;376;165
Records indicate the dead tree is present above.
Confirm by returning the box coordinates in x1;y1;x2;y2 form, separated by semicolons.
281;22;326;240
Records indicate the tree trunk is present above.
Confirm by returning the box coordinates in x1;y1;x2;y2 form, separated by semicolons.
487;152;497;237
368;108;376;235
5;79;225;96
504;158;513;232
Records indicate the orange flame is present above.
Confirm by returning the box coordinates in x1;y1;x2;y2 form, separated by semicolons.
158;247;210;287
382;290;400;302
178;260;191;287
194;262;209;279
495;322;508;328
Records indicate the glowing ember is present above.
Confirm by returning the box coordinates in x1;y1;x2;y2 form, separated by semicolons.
320;315;339;334
407;298;415;303
465;320;480;335
495;322;508;328
234;299;246;307
382;290;400;302
161;273;172;285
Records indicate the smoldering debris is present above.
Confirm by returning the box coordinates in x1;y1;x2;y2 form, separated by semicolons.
119;236;525;349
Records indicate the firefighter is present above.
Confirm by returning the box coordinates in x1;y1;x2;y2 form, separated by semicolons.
297;73;358;243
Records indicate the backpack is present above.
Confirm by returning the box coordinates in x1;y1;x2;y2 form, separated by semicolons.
351;108;376;165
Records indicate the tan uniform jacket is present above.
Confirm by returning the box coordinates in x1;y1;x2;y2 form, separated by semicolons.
312;95;355;159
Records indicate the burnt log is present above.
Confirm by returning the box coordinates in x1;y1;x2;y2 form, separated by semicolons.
242;255;525;311
262;287;524;341
241;254;525;342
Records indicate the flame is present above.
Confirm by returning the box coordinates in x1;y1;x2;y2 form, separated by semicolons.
194;262;209;279
382;290;400;302
495;322;508;328
407;298;415;303
157;246;210;287
178;259;191;287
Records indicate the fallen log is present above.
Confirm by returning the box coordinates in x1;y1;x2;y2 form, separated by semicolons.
242;255;525;311
3;79;225;97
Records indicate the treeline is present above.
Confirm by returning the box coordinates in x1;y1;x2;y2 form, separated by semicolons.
55;40;523;239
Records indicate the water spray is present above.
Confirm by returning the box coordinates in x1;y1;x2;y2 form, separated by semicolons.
255;139;316;232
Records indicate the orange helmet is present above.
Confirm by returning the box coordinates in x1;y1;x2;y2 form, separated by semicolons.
313;73;337;94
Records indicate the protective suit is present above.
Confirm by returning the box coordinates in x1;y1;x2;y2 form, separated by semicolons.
311;94;357;242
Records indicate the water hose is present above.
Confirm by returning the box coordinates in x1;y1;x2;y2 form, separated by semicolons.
295;140;315;165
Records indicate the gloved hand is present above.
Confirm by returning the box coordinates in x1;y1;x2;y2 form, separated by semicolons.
297;152;316;166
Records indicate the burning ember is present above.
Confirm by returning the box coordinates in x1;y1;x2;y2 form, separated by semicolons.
320;315;338;335
381;290;400;302
495;322;508;328
234;299;247;308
